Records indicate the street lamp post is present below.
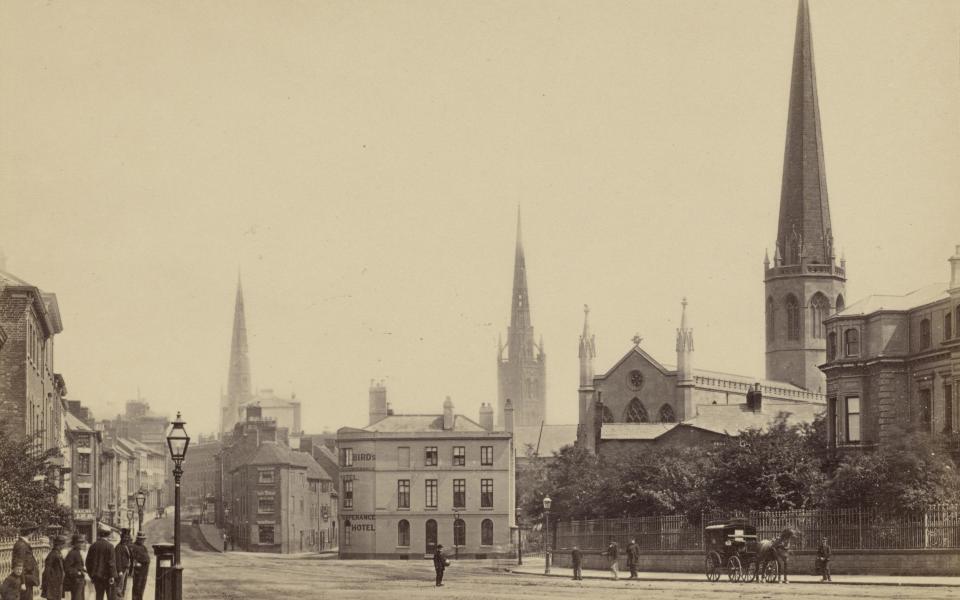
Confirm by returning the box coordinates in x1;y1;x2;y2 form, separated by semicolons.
135;489;146;535
542;496;552;575
166;412;190;600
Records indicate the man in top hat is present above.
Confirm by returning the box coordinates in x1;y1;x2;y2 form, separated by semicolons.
114;529;133;599
64;534;87;600
12;522;39;600
85;527;117;600
41;535;67;600
129;533;150;600
432;544;448;587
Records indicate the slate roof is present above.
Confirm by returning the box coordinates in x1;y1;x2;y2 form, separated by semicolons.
681;401;823;436
513;425;578;456
65;411;94;433
359;414;488;433
834;282;949;317
600;423;675;441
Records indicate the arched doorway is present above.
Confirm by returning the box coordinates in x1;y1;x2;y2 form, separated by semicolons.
425;518;438;555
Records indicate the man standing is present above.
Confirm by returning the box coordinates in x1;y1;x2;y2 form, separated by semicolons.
432;544;448;587
626;538;640;579
84;527;117;600
570;546;583;581
817;537;832;582
64;534;87;600
129;533;150;600
41;535;66;600
606;538;619;580
114;530;132;599
12;522;39;600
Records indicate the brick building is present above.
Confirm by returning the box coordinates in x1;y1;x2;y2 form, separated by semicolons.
821;246;960;450
336;394;515;559
180;440;222;519
64;408;101;542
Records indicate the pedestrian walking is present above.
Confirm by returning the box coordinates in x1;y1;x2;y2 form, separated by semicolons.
433;544;449;587
570;546;583;581
114;530;132;599
12;521;40;600
129;533;150;600
1;562;24;600
41;535;67;600
817;537;832;582
64;534;87;600
606;538;619;580
84;527;117;600
626;538;640;579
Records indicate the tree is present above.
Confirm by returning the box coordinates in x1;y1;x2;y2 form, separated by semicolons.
0;429;67;534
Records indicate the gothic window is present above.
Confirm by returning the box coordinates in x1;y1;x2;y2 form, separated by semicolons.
785;294;800;341
810;293;829;339
836;294;845;313
919;319;931;349
624;398;649;423
659;404;676;423
601;406;615;423
844;329;859;357
766;297;775;342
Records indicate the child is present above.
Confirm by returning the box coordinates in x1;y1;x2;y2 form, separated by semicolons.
1;562;24;600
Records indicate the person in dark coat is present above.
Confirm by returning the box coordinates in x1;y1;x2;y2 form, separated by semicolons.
432;544;448;587
817;537;832;582
41;535;66;600
570;546;583;581
626;538;640;579
12;521;40;600
64;534;87;600
84;528;117;600
1;562;24;600
129;533;150;600
114;530;132;599
606;538;619;580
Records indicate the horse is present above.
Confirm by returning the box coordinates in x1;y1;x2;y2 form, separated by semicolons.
756;527;797;583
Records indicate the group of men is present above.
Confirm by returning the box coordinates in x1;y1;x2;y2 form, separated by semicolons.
2;521;150;600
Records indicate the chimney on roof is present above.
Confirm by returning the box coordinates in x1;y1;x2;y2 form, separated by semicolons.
503;399;514;434
369;380;387;425
949;244;960;290
479;403;494;431
746;383;763;412
443;396;454;430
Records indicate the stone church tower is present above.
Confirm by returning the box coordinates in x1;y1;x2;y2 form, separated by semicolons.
765;0;846;392
221;275;253;436
497;209;546;428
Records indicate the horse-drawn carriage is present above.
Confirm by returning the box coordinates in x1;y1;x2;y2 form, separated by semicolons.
704;520;785;583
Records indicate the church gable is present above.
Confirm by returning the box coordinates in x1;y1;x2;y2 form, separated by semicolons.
594;347;678;423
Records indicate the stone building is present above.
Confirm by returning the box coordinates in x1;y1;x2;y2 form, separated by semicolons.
181;440;222;517
64;408;101;542
497;210;547;429
337;396;515;559
821;246;960;450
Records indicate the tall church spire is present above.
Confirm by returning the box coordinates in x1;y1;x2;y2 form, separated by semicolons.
510;205;531;336
578;304;596;387
776;0;833;266
223;274;252;434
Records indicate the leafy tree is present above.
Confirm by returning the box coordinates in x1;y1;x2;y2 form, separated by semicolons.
0;428;67;533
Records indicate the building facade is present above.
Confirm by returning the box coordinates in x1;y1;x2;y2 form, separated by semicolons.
821;246;960;450
497;210;546;429
64;409;101;542
337;397;515;559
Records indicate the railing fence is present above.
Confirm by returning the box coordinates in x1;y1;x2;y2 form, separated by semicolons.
0;533;51;596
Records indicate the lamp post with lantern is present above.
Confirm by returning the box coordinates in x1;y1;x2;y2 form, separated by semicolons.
166;412;190;600
135;489;146;534
542;496;552;575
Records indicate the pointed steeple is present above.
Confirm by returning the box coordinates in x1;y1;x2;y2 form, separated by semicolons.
225;274;252;433
777;0;834;266
508;205;533;358
579;304;596;387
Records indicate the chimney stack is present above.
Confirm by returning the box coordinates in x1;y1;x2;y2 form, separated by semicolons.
503;399;514;433
479;403;494;431
443;396;455;430
747;383;763;412
949;244;960;290
369;379;387;425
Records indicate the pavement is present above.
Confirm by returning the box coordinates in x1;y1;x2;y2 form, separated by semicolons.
511;558;960;588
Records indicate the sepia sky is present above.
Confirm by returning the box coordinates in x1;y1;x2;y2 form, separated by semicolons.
1;0;957;438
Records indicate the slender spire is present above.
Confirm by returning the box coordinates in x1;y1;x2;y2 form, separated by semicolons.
508;205;533;357
776;0;834;266
226;275;252;430
677;297;694;385
579;305;596;387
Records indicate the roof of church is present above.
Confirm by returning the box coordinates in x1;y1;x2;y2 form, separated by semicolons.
355;414;489;434
514;424;578;456
833;282;949;317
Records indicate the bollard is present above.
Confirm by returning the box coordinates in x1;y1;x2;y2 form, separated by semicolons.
153;543;175;600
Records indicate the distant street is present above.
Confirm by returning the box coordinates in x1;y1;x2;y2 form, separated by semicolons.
141;517;958;600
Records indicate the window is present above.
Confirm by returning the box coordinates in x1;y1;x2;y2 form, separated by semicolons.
946;313;953;340
425;447;438;466
258;470;275;484
453;518;465;547
398;520;410;547
786;295;800;341
810;293;829;339
425;479;438;508
624;398;648;423
397;480;410;509
480;479;493;508
341;448;353;467
659;404;675;423
827;331;837;361
766;296;775;342
397;446;410;468
601;406;615;423
452;446;465;466
343;480;353;509
344;521;351;546
258;525;274;545
258;497;275;513
920;319;932;349
453;479;465;508
78;488;90;510
845;397;861;443
78;453;91;475
919;388;932;431
844;329;860;357
480;446;493;466
945;384;954;434
481;519;493;546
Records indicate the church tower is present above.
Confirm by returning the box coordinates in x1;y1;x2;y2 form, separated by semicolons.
497;208;547;428
222;274;253;436
765;0;846;392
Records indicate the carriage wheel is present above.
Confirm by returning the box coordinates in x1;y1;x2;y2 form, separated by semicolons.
744;560;759;583
705;551;722;582
763;560;779;583
726;555;743;582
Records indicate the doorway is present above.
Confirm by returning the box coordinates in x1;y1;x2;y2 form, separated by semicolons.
425;519;437;555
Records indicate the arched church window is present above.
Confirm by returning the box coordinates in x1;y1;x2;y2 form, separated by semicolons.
659;404;676;423
766;296;775;342
624;398;649;423
785;294;800;341
601;406;615;423
810;293;829;339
